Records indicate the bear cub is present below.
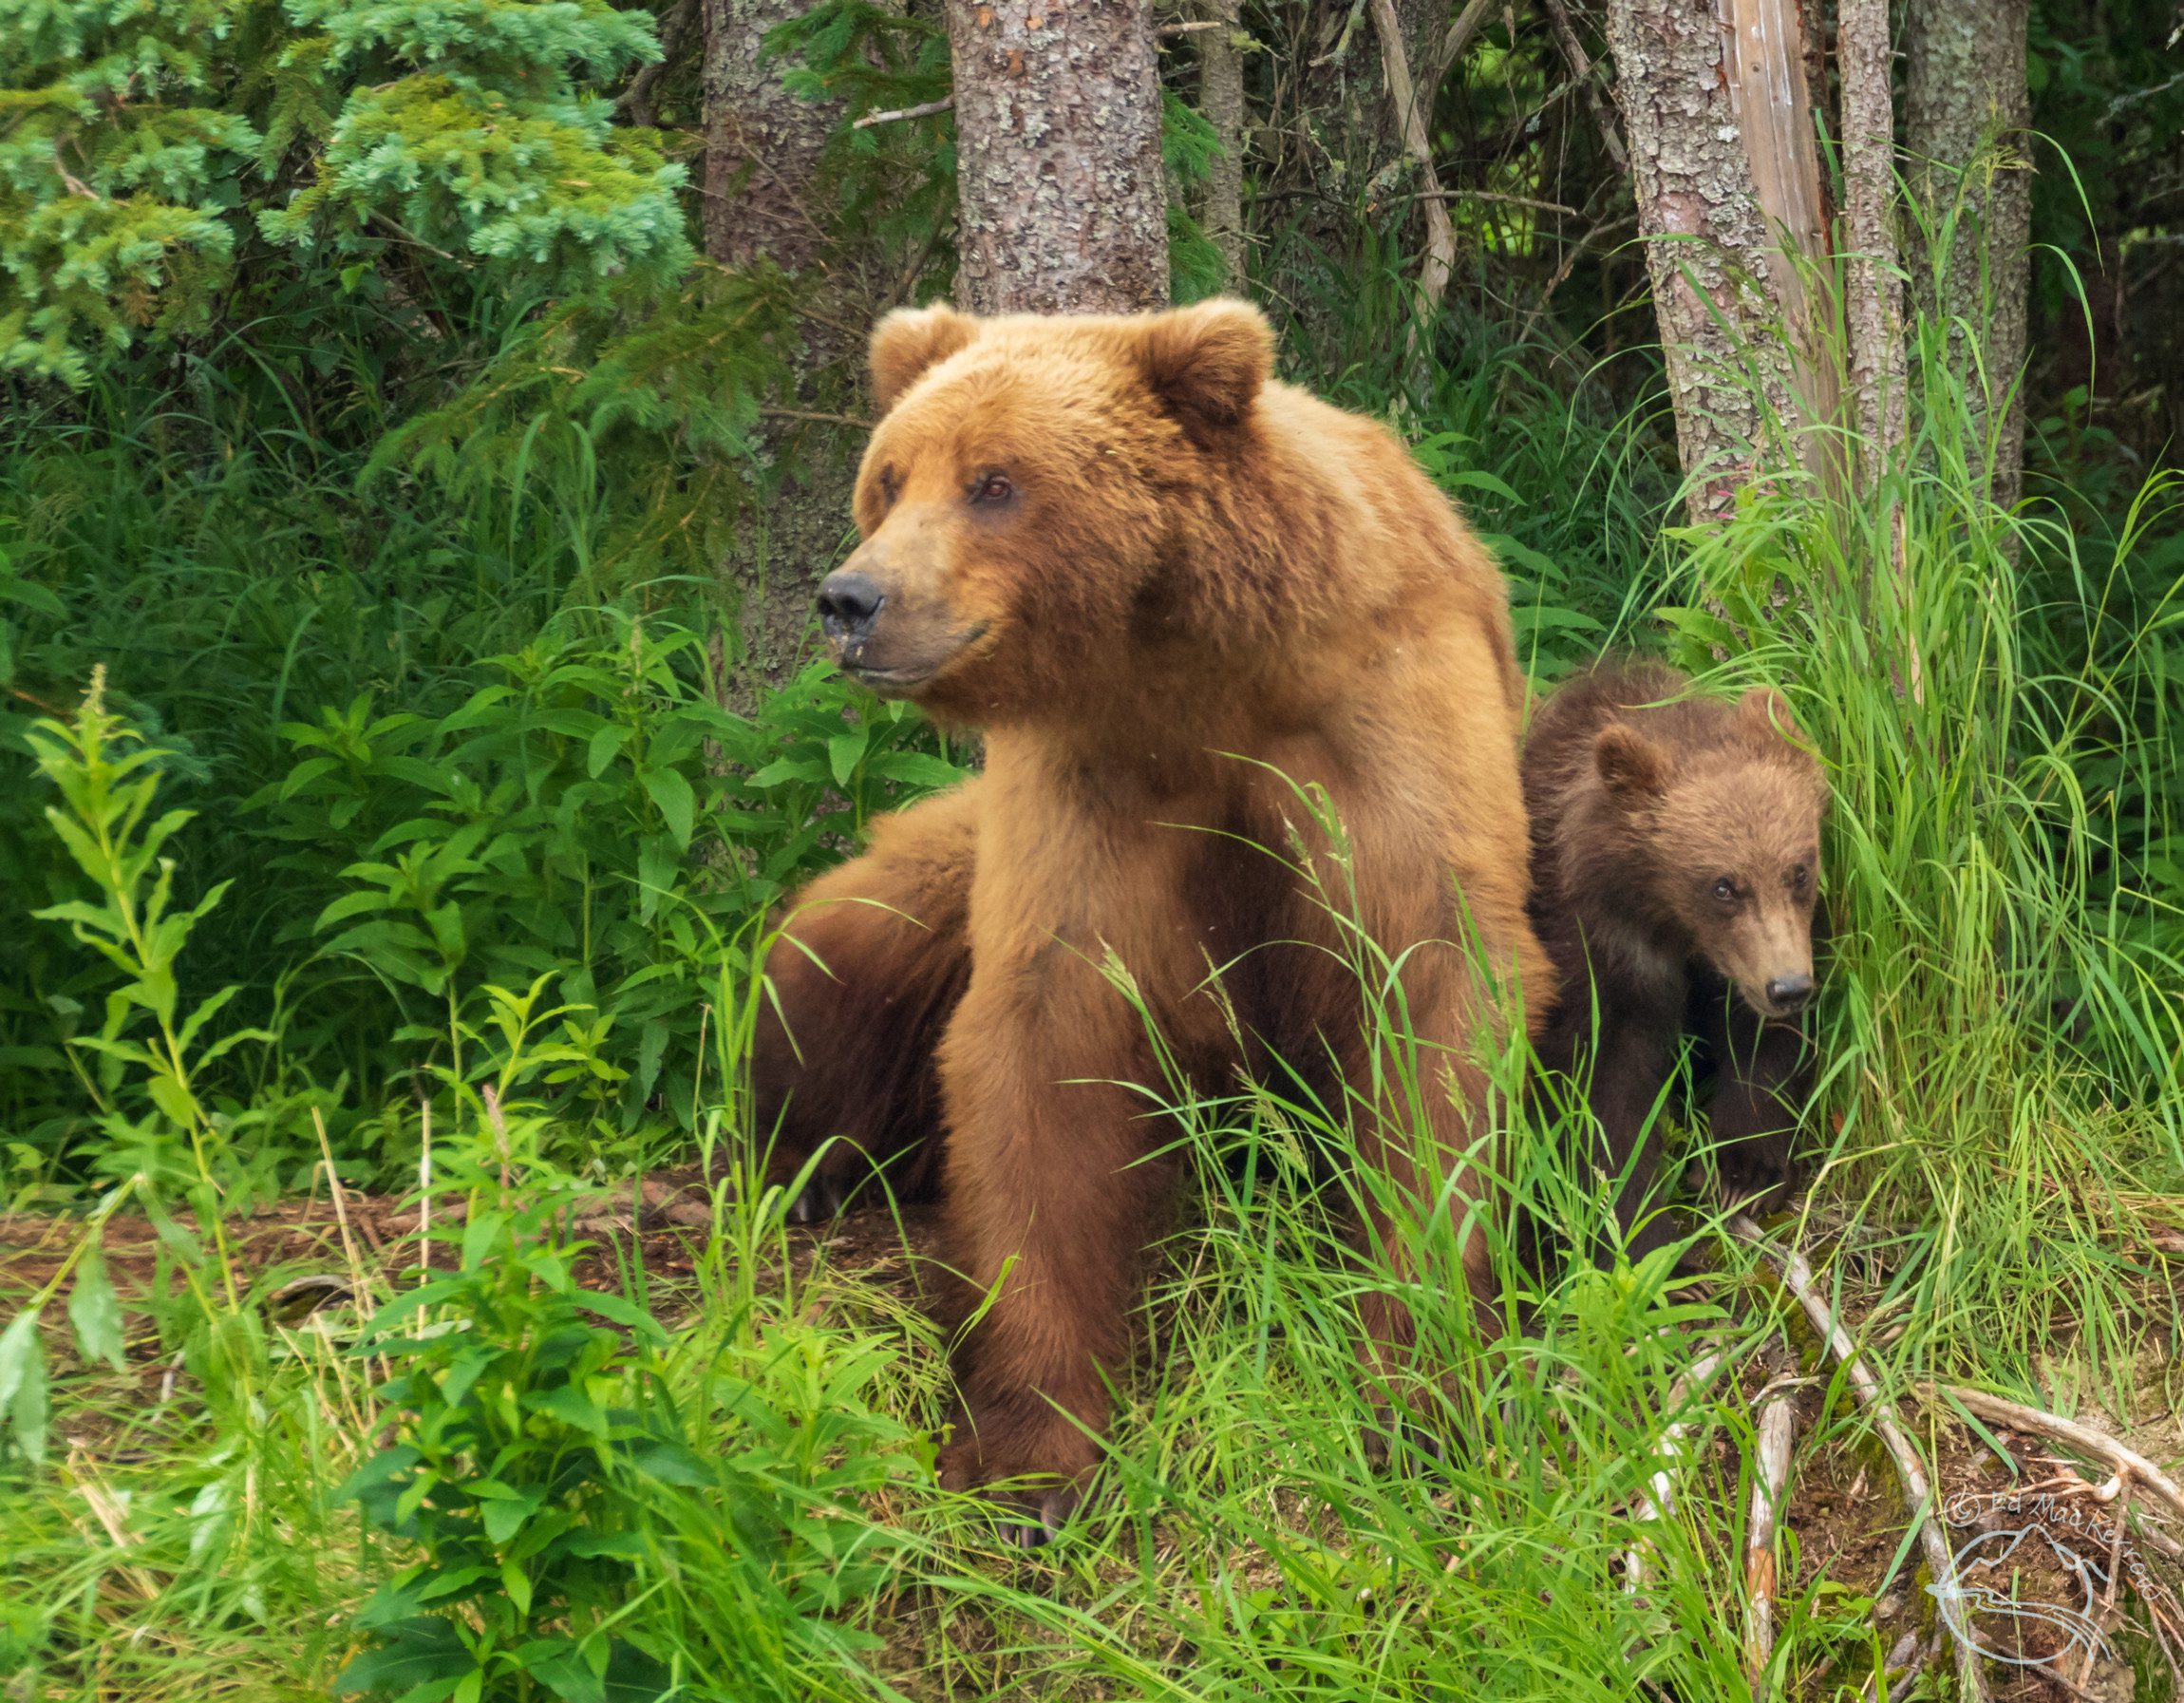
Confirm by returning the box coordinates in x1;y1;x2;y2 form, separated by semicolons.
1523;660;1826;1260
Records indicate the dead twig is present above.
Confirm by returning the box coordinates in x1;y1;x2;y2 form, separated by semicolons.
852;97;953;130
1535;0;1626;171
1400;189;1580;216
1858;1630;1936;1703
1921;1383;2184;1528
1422;0;1495;93
1729;1215;1989;1703
1627;1349;1727;1589
1745;1385;1798;1684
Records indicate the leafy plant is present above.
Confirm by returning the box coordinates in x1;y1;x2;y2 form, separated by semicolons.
337;1191;678;1703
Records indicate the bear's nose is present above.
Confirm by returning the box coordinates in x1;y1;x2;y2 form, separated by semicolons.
817;571;885;647
1764;973;1815;1013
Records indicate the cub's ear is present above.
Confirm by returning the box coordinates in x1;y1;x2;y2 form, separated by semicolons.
1594;723;1670;799
870;304;978;415
1738;685;1805;745
1137;297;1273;431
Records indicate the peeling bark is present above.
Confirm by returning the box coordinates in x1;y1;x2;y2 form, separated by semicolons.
946;0;1170;314
1607;0;1826;520
1906;0;2031;513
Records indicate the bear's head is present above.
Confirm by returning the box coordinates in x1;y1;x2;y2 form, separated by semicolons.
1593;688;1828;1019
812;298;1276;721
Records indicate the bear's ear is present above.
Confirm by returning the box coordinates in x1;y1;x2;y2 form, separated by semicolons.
1136;298;1274;431
1738;685;1804;745
1594;723;1670;799
870;304;979;415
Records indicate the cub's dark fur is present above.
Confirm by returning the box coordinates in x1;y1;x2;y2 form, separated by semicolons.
1523;661;1826;1259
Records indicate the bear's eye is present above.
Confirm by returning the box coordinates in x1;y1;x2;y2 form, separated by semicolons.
1789;861;1811;891
970;471;1014;506
875;466;899;506
1712;877;1739;904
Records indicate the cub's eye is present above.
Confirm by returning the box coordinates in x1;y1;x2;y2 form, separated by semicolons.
970;472;1014;505
1712;878;1738;903
1789;861;1811;890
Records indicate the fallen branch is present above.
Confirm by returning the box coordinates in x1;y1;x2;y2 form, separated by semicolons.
1745;1384;1798;1684
1922;1382;2184;1527
1728;1215;1988;1703
1627;1349;1727;1589
852;96;953;130
1858;1630;1936;1703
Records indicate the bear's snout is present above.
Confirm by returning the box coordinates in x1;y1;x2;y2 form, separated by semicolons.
1762;972;1814;1014
818;570;887;648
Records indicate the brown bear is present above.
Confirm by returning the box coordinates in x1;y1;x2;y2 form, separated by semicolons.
749;297;1553;1539
1521;660;1825;1262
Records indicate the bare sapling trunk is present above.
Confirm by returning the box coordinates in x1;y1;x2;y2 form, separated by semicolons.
1197;0;1248;291
1607;0;1834;521
1837;0;1906;490
1906;0;2032;514
946;0;1170;314
1368;0;1457;331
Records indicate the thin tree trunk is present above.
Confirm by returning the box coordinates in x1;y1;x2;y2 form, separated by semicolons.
1722;0;1839;486
1838;0;1906;487
1369;0;1457;329
1905;0;2031;513
946;0;1170;314
1607;0;1829;520
702;0;839;270
1198;0;1248;291
702;0;855;697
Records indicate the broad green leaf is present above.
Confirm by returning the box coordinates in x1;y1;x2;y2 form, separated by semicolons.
0;1311;48;1465
827;730;866;788
640;767;694;849
67;1247;125;1372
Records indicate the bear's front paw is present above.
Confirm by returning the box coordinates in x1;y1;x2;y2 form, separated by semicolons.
936;1416;1096;1546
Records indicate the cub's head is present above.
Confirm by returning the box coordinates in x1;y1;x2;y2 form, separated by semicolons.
1593;687;1828;1019
813;298;1275;720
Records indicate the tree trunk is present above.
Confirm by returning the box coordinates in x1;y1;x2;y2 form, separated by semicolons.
1905;0;2031;513
702;0;839;271
1837;0;1906;490
946;0;1170;314
702;0;855;695
1197;0;1248;291
1607;0;1831;521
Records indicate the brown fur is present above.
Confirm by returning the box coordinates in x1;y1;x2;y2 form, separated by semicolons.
1523;660;1827;1259
750;299;1552;1528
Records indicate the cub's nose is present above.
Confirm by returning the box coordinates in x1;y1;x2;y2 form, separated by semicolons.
817;571;885;646
1764;973;1815;1013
